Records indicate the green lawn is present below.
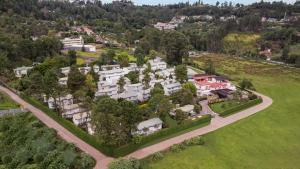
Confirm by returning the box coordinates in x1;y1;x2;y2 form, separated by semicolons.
77;51;101;58
0;92;19;110
143;54;300;169
210;100;245;113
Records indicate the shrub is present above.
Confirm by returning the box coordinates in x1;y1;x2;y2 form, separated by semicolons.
184;136;205;146
108;158;140;169
1;155;12;164
132;135;142;145
151;152;164;161
33;153;44;163
170;144;186;153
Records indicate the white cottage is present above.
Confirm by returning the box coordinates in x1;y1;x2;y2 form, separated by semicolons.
134;118;163;135
13;66;33;78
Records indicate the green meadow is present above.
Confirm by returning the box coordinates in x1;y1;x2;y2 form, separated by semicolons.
143;54;300;169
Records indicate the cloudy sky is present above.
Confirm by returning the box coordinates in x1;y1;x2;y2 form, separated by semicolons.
101;0;297;5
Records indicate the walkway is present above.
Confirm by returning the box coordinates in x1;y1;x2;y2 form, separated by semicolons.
0;86;113;169
1;85;272;169
126;92;272;159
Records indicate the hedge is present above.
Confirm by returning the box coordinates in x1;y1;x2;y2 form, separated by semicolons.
218;98;263;117
112;115;211;157
20;94;211;157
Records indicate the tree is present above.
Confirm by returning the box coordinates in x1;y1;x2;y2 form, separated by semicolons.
0;53;9;74
27;71;44;96
142;73;151;89
67;66;86;94
100;50;115;65
295;57;300;68
117;53;130;67
125;71;139;84
92;97;126;146
281;45;290;62
171;89;194;106
175;65;188;83
150;83;164;97
174;109;188;124
117;77;126;93
204;59;216;75
148;50;158;60
162;31;189;65
239;79;254;90
67;50;77;66
182;82;197;96
194;104;202;114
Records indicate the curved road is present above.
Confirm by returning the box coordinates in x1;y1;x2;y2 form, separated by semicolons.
0;85;272;168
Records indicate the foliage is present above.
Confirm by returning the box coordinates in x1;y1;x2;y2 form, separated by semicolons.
125;71;139;84
0;113;95;169
170;89;194;106
175;65;188;83
174;109;188;125
67;66;86;94
108;158;140;169
151;152;164;161
239;79;254;90
182;82;197;96
67;50;77;66
204;59;216;75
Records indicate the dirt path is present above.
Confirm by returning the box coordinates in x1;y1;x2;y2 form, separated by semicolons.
1;85;272;168
126;92;273;159
0;86;113;169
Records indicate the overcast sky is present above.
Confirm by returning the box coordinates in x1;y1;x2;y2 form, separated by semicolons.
101;0;296;5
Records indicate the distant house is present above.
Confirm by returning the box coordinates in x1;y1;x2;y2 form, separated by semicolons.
134;118;163;135
148;57;167;71
13;66;33;78
98;68;126;83
62;103;86;118
78;66;91;75
171;104;196;117
72;111;91;126
193;74;236;96
101;64;121;71
58;77;68;85
61;67;71;76
46;94;73;110
61;36;96;52
163;81;182;95
154;22;177;30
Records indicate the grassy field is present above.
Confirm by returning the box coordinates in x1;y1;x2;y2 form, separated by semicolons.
0;92;19;110
210;100;245;113
143;54;300;169
223;33;260;54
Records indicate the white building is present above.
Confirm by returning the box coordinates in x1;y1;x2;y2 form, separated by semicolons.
171;104;196;117
59;77;68;85
101;65;120;71
61;36;96;52
61;67;71;76
134;118;163;135
62;103;86;118
148;57;167;71
78;66;91;75
154;22;178;30
98;69;126;83
13;66;33;78
47;94;73;110
163;81;182;95
72;111;91;126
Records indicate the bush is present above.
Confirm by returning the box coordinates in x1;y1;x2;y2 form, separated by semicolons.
108;158;140;169
33;154;44;163
132;135;142;145
184;136;205;146
1;155;12;164
151;152;164;161
170;144;186;153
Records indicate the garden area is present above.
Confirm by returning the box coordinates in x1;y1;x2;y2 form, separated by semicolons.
0;113;95;169
143;54;300;169
0;92;19;110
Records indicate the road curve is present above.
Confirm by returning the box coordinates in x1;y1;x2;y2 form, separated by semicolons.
0;86;113;169
126;92;273;159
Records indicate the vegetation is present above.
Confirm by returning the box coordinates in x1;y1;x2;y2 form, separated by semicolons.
144;54;300;169
0;92;19;110
0;113;95;169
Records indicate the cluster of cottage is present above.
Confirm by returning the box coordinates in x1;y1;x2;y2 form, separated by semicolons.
13;57;237;136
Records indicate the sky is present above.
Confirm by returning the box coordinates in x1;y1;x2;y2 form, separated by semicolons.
101;0;297;5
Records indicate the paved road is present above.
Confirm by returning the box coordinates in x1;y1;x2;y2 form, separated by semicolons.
0;86;113;169
1;85;272;169
126;92;273;159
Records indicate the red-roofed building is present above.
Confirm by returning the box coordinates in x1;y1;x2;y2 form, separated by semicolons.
192;74;236;96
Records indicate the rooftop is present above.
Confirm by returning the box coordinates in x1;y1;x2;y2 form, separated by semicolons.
137;118;163;130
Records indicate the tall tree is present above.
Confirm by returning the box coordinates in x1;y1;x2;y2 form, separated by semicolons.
175;65;188;83
68;50;77;66
67;66;86;94
162;31;189;65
